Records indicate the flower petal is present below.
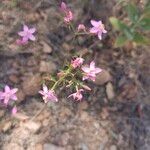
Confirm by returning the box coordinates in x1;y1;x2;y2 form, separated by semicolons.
103;29;107;33
43;85;48;93
82;66;90;73
4;97;9;105
91;20;100;27
11;88;18;94
94;68;102;74
18;31;26;36
29;28;36;33
11;95;18;101
5;85;10;92
39;90;44;95
90;61;95;70
12;106;17;115
23;25;29;32
29;35;36;41
98;32;102;40
90;27;98;34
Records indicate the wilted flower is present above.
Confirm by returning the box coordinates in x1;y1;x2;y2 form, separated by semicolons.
77;24;86;32
82;61;102;81
39;85;58;103
68;89;84;101
0;85;18;105
18;25;36;44
90;20;107;40
60;2;67;12
60;2;73;24
71;57;84;68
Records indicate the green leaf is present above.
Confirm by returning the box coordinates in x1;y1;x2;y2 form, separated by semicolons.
114;35;128;47
109;17;134;40
126;3;139;22
139;17;150;30
123;28;134;40
133;32;150;45
109;17;128;31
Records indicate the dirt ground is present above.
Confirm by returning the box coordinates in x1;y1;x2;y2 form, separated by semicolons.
0;0;150;150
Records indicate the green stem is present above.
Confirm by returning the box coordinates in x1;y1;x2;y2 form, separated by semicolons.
51;66;72;90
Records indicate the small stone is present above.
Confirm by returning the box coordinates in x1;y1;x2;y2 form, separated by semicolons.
37;114;45;121
106;82;115;100
110;145;117;150
35;143;43;150
78;101;88;111
78;143;89;150
13;113;29;121
23;121;41;133
41;41;52;53
2;121;12;132
95;70;112;85
22;74;41;96
0;110;5;118
79;111;90;122
101;108;109;119
39;61;56;73
56;133;70;146
17;89;26;103
62;43;71;51
9;75;19;84
44;143;65;150
25;12;40;22
4;143;24;150
42;119;49;127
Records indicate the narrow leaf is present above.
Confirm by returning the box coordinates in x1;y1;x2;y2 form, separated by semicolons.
126;3;139;22
114;35;128;47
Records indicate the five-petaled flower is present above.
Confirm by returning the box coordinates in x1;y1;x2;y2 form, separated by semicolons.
82;61;102;81
90;20;107;40
68;89;84;101
71;57;84;68
60;2;73;24
18;25;36;44
0;85;18;105
39;85;58;103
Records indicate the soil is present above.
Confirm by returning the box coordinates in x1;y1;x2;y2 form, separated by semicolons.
0;0;150;150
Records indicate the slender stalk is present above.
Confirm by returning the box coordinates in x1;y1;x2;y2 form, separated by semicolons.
30;67;72;121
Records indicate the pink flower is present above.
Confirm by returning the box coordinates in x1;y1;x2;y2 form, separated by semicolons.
0;85;18;105
77;24;86;32
39;85;58;103
12;106;17;115
60;2;67;12
90;20;107;40
82;61;102;81
18;25;36;44
68;89;84;101
0;91;3;100
64;10;73;23
71;57;84;68
60;2;73;24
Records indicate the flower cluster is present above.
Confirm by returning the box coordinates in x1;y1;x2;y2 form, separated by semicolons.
39;57;102;102
60;2;73;24
0;85;18;114
60;2;107;40
0;1;107;115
